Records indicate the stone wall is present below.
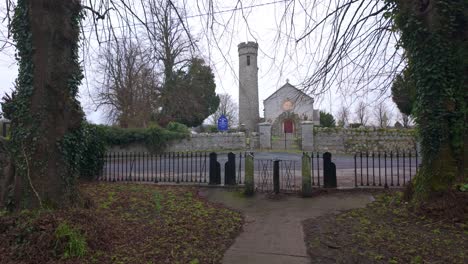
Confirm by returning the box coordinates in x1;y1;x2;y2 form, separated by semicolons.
313;128;417;154
109;132;247;152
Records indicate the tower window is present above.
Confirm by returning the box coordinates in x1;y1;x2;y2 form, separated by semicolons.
247;56;251;66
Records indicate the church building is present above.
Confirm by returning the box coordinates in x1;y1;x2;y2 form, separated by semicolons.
263;81;320;136
238;41;320;135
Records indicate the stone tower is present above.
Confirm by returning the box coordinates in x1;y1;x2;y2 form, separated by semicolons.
238;42;259;133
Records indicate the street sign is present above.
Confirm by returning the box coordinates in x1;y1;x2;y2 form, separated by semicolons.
217;115;228;131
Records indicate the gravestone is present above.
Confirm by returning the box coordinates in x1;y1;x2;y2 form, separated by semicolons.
323;152;337;188
224;152;237;185
209;152;221;185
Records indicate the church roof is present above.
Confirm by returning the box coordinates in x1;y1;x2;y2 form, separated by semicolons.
263;82;313;103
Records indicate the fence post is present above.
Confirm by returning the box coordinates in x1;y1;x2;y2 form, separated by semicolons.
244;153;255;196
224;152;237;185
273;160;280;194
302;152;312;197
209;152;221;185
323;152;337;188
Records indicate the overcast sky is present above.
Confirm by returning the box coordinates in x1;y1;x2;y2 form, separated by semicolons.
0;0;403;125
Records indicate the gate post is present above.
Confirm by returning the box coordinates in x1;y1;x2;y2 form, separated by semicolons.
273;160;280;194
209;152;221;185
258;122;272;149
224;152;236;185
302;152;312;197
244;153;254;195
323;152;337;188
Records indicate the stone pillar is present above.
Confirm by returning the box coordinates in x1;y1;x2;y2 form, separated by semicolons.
244;153;255;196
258;122;272;149
301;121;315;151
301;152;312;197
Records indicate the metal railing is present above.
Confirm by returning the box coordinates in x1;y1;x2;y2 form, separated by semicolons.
354;151;420;187
99;152;246;185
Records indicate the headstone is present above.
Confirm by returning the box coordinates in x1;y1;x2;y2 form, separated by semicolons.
209;152;221;185
244;153;254;195
323;152;337;188
217;115;228;132
301;152;312;197
224;152;236;185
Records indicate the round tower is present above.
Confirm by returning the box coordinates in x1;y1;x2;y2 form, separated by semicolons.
238;42;259;133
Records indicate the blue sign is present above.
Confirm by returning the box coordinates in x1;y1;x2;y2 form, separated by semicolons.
217;115;229;131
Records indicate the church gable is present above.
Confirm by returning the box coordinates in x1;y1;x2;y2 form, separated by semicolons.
263;82;317;125
263;83;312;105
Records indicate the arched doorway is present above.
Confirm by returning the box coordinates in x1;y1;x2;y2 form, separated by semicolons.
283;119;294;134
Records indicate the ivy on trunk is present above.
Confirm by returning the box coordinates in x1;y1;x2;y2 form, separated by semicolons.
392;0;467;201
1;0;85;209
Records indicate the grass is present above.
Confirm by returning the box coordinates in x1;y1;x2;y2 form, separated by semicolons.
55;222;87;259
303;191;468;263
0;183;243;263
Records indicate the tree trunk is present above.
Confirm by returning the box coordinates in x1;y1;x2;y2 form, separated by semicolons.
396;0;467;201
3;0;84;209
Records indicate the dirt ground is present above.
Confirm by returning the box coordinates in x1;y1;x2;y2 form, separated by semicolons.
303;191;468;264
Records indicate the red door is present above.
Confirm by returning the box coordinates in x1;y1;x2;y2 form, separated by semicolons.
284;120;294;133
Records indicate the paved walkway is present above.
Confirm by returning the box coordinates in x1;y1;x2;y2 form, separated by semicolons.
199;189;373;264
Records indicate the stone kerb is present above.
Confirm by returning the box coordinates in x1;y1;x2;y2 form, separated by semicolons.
301;121;314;151
258;122;272;149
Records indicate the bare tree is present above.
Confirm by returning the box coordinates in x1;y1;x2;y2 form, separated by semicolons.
374;102;392;128
146;0;193;84
336;105;350;128
354;101;369;126
95;39;160;128
209;93;238;127
398;113;412;128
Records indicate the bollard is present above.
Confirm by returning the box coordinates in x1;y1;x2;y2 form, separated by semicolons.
244;153;255;195
273;160;280;194
224;152;237;185
209;152;221;185
302;152;312;197
323;152;337;188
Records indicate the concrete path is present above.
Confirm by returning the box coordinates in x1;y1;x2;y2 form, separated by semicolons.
199;189;373;264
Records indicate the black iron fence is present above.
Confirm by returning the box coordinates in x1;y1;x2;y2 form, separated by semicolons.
99;150;420;190
354;151;420;188
309;152;324;187
255;159;299;193
99;152;245;184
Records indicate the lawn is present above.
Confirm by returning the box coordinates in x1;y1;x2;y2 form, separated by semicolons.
303;191;468;264
0;183;243;264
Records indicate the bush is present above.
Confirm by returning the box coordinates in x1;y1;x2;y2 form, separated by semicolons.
72;122;190;179
96;122;189;152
